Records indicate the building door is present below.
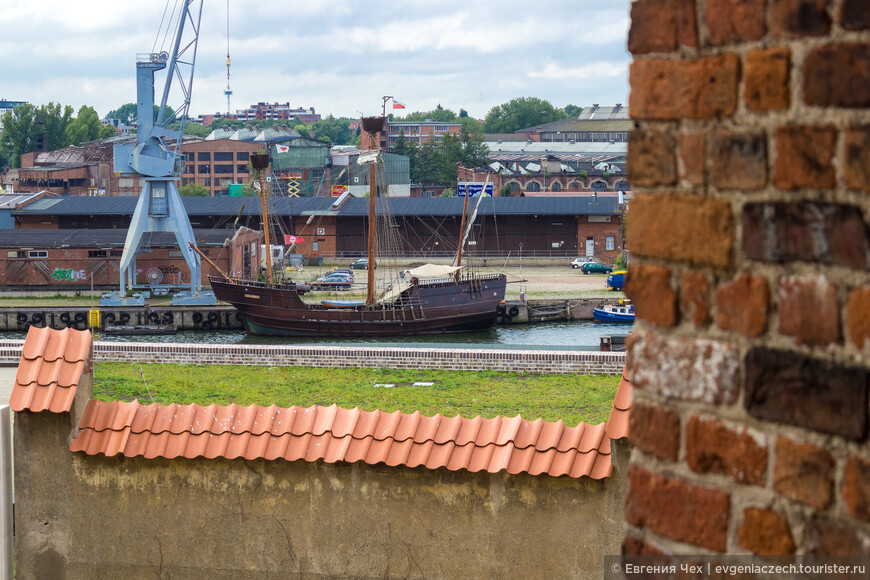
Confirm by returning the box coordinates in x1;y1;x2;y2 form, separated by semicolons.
586;236;595;257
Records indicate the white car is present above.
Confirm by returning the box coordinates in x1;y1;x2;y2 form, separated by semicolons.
571;257;594;269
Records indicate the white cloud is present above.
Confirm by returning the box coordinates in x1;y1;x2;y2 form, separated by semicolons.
528;62;628;80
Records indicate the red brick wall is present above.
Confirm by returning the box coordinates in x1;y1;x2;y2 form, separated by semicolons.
625;0;870;556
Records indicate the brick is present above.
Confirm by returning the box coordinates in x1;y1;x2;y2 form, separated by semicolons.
678;131;705;187
745;348;869;440
629;55;740;120
630;402;681;462
771;0;831;37
738;507;796;555
774;126;837;190
844;127;870;192
627;129;677;187
710;130;767;190
743;202;870;269
805;516;870;555
774;437;833;509
706;0;766;44
625;467;730;552
744;47;791;111
803;43;870;108
844;456;870;522
628;330;740;404
848;288;870;350
715;274;770;338
680;269;709;326
778;275;840;347
686;415;767;484
625;265;677;327
627;193;734;268
841;0;870;30
628;0;698;54
622;536;665;556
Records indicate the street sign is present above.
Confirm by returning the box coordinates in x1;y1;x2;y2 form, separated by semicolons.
457;182;494;197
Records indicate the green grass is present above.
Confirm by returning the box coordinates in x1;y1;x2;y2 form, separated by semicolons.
95;363;620;426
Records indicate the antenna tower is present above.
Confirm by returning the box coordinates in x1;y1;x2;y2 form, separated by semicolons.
224;0;232;114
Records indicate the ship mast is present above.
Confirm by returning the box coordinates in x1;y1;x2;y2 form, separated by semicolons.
250;152;272;285
360;115;386;307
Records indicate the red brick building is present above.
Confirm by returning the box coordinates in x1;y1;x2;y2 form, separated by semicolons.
360;119;462;152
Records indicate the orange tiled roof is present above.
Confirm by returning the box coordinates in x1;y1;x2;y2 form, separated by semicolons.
71;400;615;479
9;326;92;413
605;368;631;441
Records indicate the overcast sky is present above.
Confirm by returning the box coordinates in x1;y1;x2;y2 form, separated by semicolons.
1;0;631;121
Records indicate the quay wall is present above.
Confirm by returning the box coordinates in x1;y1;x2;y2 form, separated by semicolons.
0;340;626;375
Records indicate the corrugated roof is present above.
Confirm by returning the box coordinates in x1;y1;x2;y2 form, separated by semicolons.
9;326;91;413
70;401;614;478
0;228;239;249
485;142;627;156
15;195;624;218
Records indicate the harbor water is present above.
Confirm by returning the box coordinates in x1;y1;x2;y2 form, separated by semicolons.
1;320;631;351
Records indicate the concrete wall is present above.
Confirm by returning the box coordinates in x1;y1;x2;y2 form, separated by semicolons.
13;376;630;579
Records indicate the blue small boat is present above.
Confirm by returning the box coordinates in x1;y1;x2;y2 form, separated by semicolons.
593;301;635;323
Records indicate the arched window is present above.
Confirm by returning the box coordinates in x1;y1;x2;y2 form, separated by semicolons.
551;181;562;192
526;181;541;192
569;180;581;190
508;181;521;192
591;180;607;192
614;180;630;191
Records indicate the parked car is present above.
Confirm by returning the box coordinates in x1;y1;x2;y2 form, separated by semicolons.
580;261;613;275
350;258;377;270
311;272;354;291
571;257;594;269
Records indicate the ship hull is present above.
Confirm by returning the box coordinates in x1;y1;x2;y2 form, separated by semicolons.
209;274;507;337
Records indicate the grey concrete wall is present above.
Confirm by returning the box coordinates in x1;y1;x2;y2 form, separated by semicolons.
13;387;630;579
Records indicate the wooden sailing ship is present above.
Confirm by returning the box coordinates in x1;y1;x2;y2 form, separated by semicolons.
207;128;507;337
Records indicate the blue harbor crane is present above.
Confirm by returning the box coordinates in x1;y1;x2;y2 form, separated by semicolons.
102;0;215;306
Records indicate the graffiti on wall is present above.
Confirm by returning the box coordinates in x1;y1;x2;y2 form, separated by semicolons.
51;268;87;282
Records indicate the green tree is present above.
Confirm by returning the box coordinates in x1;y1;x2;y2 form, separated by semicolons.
483;97;567;133
38;102;74;151
66;105;106;145
106;102;176;125
178;182;210;196
563;104;583;117
461;129;490;169
0;102;73;168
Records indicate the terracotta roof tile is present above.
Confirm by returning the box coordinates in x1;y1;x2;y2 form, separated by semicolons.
71;400;617;479
10;326;92;413
605;368;632;441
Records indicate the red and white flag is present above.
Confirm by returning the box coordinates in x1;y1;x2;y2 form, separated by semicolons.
276;144;290;153
392;99;406;110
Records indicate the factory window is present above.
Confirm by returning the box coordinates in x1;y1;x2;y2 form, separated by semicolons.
236;152;249;161
7;251;24;258
434;125;448;132
110;250;123;257
88;250;107;258
197;152;211;161
27;250;48;259
204;178;211;186
237;164;249;173
198;165;210;174
214;164;234;174
214;152;233;161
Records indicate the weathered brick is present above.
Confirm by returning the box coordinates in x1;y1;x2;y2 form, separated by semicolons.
630;402;681;462
678;131;705;187
625;265;677;327
841;0;870;31
844;127;870;192
743;202;870;269
774;436;834;509
628;129;677;187
803;43;870;108
710;130;767;190
805;516;870;555
715;274;770;338
622;536;665;556
738;507;796;555
745;348;869;440
625;467;730;552
686;415;767;484
844;456;870;522
744;47;791;111
774;126;837;190
681;269;709;326
771;0;831;37
706;0;766;44
628;330;740;404
847;287;870;350
627;193;734;268
628;0;698;54
778;275;840;347
629;55;740;120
